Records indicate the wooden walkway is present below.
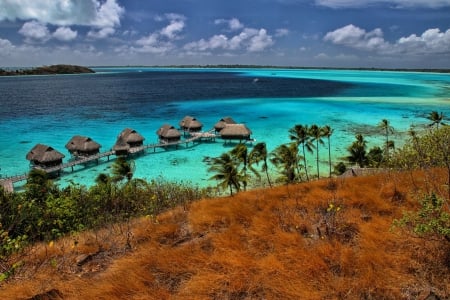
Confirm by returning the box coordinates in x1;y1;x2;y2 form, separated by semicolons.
0;131;218;190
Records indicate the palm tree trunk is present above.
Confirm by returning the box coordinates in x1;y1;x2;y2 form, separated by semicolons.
328;136;332;178
264;159;272;187
316;140;320;179
302;143;309;181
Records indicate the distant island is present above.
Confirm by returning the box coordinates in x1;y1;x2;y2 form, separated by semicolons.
92;64;450;73
0;64;95;76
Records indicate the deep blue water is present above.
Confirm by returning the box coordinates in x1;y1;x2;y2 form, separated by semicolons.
0;68;449;188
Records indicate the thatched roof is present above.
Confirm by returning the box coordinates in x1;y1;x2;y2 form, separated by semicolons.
220;124;252;137
26;144;65;163
118;128;145;143
65;135;101;152
214;117;237;131
179;116;203;130
112;136;130;152
157;124;181;138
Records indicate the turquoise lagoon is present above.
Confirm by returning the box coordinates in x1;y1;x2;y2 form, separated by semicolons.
0;68;449;189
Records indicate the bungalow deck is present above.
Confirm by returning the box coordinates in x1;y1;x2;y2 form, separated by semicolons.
0;131;219;191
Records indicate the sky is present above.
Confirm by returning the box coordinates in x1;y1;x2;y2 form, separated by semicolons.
0;0;449;68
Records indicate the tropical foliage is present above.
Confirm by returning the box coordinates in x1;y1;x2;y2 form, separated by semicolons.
0;170;208;258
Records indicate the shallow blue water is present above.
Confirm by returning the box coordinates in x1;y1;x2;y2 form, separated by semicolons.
0;68;449;189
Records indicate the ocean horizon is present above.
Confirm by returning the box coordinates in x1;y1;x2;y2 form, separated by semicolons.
0;67;449;190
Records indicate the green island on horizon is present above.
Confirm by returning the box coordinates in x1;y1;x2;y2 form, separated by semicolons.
0;64;95;76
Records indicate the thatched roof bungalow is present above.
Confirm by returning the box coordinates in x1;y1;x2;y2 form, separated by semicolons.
220;124;252;142
112;136;130;156
157;124;181;144
113;128;145;155
26;144;65;167
214;117;236;133
65;135;101;157
179;116;203;133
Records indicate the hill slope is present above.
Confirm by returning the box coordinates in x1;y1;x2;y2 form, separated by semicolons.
0;170;449;299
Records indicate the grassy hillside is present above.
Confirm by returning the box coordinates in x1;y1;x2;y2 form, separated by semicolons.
0;169;449;299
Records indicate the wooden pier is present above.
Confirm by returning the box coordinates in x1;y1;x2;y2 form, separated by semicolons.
0;131;218;191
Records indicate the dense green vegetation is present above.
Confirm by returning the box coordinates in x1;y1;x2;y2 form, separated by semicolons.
0;64;94;76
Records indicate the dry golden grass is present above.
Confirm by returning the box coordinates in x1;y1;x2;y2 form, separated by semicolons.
1;169;449;299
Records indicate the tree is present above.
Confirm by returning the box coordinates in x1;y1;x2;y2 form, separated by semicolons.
378;119;394;160
25;169;54;203
322;125;334;178
392;126;450;200
230;143;249;191
367;146;384;168
395;193;450;243
270;142;301;183
346;134;368;168
309;124;325;179
289;124;314;181
112;157;135;183
208;153;240;195
427;111;446;129
248;142;272;187
95;173;111;185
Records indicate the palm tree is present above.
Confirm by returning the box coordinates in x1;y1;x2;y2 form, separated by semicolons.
208;153;240;195
95;173;111;185
270;142;300;183
289;124;314;181
248;142;272;187
230;143;249;191
378;119;394;160
112;157;135;183
346;134;368;168
309;124;325;179
322;125;334;178
427;111;446;129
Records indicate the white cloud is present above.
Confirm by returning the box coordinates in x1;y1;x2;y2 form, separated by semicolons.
133;33;174;54
275;28;289;37
324;24;387;51
247;29;274;52
315;0;450;8
0;0;124;27
315;53;330;59
130;14;186;55
215;18;244;31
87;27;115;39
324;24;450;56
185;27;274;53
0;38;15;55
93;0;124;28
160;14;186;40
397;28;450;54
19;21;51;42
53;27;78;41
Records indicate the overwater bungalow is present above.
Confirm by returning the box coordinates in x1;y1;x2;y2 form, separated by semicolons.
65;135;101;158
157;124;181;144
220;124;253;142
179;116;203;134
26;144;65;168
113;128;145;155
214;116;237;133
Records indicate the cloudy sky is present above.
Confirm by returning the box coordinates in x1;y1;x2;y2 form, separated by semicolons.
0;0;449;68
